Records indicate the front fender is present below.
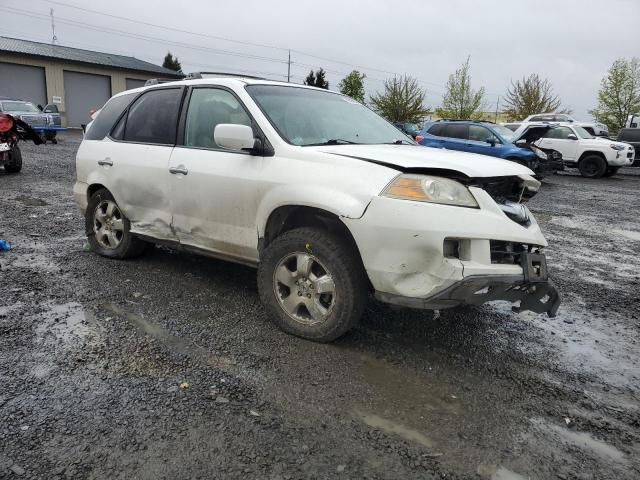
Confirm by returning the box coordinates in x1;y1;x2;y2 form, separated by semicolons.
256;185;372;237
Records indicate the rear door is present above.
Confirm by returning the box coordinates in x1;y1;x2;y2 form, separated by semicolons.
537;126;578;161
440;123;469;151
103;87;184;241
168;86;263;262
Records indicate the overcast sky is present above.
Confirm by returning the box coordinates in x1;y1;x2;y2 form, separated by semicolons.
2;0;639;119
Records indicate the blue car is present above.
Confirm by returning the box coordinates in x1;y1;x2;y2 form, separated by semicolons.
417;119;562;177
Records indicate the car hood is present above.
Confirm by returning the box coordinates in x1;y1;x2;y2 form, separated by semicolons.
314;144;534;177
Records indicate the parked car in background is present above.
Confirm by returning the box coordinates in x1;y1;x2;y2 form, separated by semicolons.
522;113;609;137
518;123;635;178
393;122;421;140
617;128;640;165
626;114;639;128
73;76;560;342
501;122;521;132
0;98;63;143
418;119;563;178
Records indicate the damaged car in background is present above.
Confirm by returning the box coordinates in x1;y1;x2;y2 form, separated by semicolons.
74;75;560;342
417;119;564;178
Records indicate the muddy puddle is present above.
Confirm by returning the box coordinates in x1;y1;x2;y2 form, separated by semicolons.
101;303;231;369
35;302;90;345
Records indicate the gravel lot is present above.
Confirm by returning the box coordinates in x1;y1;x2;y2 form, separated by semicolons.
1;132;639;480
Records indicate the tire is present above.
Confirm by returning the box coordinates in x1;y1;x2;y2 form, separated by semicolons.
257;227;367;342
602;167;620;177
85;188;147;259
3;146;22;173
578;155;607;178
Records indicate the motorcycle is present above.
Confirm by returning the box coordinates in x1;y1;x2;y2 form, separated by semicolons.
0;113;43;174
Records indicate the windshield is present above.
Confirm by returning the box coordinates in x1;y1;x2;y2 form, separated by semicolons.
0;101;40;113
491;124;517;143
574;126;594;139
246;85;412;146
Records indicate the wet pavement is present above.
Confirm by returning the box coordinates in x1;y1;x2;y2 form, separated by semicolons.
1;132;639;479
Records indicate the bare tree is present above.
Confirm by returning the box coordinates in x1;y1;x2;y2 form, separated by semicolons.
503;74;562;120
590;58;640;135
436;57;486;120
369;75;429;123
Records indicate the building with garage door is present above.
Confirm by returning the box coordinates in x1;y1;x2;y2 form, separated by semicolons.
0;36;182;127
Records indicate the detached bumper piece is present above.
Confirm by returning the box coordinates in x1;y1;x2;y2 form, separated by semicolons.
376;275;561;318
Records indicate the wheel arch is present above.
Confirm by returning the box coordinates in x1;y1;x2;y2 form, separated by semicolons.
578;150;607;163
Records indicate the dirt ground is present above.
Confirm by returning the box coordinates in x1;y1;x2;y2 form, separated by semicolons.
1;132;639;480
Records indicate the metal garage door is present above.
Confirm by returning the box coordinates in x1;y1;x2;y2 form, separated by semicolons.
0;62;47;106
125;78;146;90
63;71;111;127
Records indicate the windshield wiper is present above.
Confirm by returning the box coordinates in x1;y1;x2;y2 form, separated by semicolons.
304;139;359;146
384;139;413;145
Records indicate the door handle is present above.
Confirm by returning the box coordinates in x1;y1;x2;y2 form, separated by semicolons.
169;165;188;175
97;158;113;166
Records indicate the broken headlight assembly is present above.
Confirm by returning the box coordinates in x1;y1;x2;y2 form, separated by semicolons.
530;144;548;160
382;174;478;208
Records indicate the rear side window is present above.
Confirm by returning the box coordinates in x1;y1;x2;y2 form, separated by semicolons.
427;124;445;136
84;93;136;140
442;124;468;139
123;88;183;145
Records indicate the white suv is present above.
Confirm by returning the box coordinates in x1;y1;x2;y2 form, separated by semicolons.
518;123;635;178
74;75;560;341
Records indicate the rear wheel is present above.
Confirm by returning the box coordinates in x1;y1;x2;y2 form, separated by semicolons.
602;167;620;177
578;155;607;178
86;188;147;259
257;227;367;342
3;146;22;173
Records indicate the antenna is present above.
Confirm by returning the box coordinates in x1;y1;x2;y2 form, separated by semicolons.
50;8;57;44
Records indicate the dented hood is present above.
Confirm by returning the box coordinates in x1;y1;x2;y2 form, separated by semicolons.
315;144;534;178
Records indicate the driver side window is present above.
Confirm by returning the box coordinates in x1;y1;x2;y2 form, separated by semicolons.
184;88;252;149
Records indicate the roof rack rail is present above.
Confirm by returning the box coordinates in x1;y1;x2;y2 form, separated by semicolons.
144;78;180;86
435;118;495;123
185;71;268;80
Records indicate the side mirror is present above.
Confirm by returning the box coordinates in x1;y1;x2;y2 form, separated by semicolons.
486;137;496;146
567;134;578;140
214;124;256;151
43;104;59;113
37;104;43;111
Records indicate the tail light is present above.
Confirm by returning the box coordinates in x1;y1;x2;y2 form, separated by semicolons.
0;113;13;133
415;135;424;143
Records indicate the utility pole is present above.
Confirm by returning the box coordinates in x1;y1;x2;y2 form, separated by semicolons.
50;8;58;45
287;50;291;83
494;96;500;123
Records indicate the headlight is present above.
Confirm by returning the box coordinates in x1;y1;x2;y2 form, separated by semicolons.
530;145;548;160
610;144;625;151
382;174;478;208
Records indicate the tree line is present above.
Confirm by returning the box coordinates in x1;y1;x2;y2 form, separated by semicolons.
162;50;640;135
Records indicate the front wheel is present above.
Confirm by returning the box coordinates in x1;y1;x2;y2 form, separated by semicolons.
578;155;607;178
3;146;22;173
86;188;148;259
257;227;367;342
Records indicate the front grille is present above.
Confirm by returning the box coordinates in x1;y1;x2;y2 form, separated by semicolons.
490;241;534;264
471;176;523;204
20;114;49;125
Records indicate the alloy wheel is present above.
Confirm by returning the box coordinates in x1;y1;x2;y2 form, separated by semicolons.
273;252;336;325
93;200;124;249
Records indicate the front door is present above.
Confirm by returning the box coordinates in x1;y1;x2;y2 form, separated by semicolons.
537;126;579;162
168;87;264;263
467;124;501;157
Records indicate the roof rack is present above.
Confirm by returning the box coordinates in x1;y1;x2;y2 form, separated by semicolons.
185;71;267;80
144;78;180;86
435;118;495;124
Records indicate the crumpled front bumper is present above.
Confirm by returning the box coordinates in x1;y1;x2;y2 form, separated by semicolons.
375;274;561;317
